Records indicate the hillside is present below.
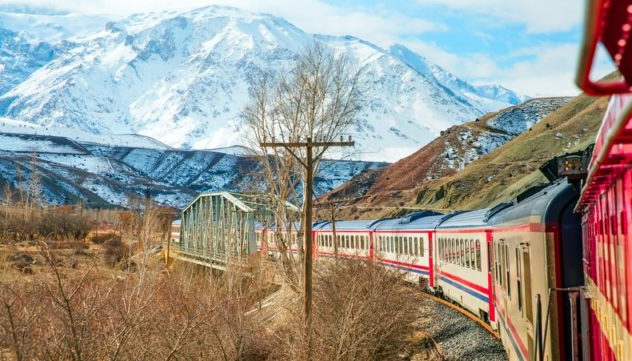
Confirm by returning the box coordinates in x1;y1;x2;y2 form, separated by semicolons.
0;5;526;162
317;94;606;219
0;132;386;208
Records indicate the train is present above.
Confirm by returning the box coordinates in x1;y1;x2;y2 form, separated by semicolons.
253;177;584;361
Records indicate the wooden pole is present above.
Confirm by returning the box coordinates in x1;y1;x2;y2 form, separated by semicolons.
260;137;354;361
303;138;314;358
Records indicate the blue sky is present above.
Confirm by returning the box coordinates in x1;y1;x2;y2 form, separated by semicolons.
4;0;613;96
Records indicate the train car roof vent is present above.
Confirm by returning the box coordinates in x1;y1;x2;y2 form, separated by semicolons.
368;217;394;228
484;203;512;221
515;184;550;203
399;210;443;224
436;210;467;226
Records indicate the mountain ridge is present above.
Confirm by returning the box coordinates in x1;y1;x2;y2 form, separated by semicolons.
0;5;526;162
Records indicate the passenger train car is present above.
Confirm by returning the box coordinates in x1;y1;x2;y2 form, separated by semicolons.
435;209;495;326
575;0;632;360
489;181;584;361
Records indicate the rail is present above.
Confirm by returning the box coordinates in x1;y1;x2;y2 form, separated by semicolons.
419;291;500;339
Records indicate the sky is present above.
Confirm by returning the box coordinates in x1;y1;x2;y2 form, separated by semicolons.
1;0;615;97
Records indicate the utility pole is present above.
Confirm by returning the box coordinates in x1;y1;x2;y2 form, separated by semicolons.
261;135;354;359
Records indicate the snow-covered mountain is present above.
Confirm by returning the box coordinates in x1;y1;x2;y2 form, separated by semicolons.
0;5;527;162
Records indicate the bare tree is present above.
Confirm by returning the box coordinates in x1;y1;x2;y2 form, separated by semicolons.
242;42;363;359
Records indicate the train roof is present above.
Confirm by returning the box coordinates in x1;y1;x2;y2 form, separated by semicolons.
436;209;490;229
373;213;446;230
313;219;376;231
487;179;578;225
172;219;181;225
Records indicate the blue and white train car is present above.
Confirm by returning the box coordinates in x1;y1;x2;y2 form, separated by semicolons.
434;209;496;326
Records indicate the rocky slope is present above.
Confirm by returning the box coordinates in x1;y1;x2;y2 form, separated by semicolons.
317;97;570;214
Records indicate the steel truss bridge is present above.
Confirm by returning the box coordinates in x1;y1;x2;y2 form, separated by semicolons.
167;192;298;270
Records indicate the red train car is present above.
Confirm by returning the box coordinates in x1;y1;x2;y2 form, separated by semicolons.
576;0;632;359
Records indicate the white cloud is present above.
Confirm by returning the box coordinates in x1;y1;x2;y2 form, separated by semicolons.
1;0;445;47
418;0;583;33
402;39;614;97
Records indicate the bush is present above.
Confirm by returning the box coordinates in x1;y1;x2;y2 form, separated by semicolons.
270;260;419;360
103;238;129;267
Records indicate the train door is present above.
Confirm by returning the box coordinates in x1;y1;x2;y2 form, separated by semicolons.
520;247;535;359
558;202;585;361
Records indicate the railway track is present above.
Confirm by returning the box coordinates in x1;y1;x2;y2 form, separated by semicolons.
414;288;506;361
419;291;500;339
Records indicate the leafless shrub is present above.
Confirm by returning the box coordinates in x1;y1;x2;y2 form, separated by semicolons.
270;259;418;361
0;250;276;361
103;238;129;267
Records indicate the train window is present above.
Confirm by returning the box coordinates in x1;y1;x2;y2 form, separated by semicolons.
464;240;471;269
447;239;452;263
456;239;461;266
505;244;511;298
448;239;452;263
420;237;424;257
455;239;460;266
413;237;418;256
472;240;477;269
459;239;464;267
516;248;522;312
495;243;501;284
454;239;459;265
476;240;481;272
465;239;469;268
471;240;476;269
405;237;409;255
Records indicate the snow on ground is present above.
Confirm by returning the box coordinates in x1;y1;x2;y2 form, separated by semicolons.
0;117;172;150
0;133;86;154
38;154;115;174
208;145;254;156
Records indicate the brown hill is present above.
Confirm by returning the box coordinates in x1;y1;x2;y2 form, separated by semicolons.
316;94;606;220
